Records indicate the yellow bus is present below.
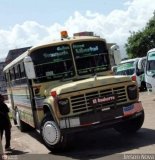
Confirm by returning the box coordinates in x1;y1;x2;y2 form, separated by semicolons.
3;31;144;152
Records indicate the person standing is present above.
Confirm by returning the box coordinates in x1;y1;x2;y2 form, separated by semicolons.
0;94;11;151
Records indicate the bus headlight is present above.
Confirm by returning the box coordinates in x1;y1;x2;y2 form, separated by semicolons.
58;99;70;115
127;85;138;100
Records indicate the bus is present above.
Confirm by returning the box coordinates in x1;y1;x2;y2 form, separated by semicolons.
3;31;144;152
115;57;146;91
142;48;155;93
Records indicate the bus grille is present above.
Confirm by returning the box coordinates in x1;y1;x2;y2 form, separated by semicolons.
70;86;127;113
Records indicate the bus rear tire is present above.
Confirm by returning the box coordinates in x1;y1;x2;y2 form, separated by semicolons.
40;113;67;153
114;111;144;134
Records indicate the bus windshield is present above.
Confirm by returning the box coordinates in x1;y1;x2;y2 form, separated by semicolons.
30;44;75;83
72;41;109;75
116;61;135;75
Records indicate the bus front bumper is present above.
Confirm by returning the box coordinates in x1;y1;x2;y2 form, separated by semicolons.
59;101;144;133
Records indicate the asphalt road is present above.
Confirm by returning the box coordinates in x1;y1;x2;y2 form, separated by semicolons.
2;91;155;160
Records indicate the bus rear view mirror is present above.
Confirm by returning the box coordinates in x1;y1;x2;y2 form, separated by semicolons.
24;56;36;79
110;45;121;65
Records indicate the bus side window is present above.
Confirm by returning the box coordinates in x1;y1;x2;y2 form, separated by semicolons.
9;67;16;86
14;64;20;79
5;72;10;87
4;73;7;82
18;64;22;78
20;62;27;84
20;62;26;78
8;70;11;81
10;67;15;81
4;73;8;82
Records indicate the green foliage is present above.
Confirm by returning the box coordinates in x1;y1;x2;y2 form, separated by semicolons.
125;12;155;58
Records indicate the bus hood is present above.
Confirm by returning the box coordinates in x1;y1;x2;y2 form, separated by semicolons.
51;75;131;95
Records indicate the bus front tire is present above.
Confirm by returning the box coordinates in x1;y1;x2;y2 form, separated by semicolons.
40;114;67;153
114;111;144;134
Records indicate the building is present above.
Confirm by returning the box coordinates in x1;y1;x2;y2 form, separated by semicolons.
5;46;31;65
0;60;7;94
0;47;31;94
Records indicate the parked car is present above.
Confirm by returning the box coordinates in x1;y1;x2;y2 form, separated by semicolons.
115;57;146;91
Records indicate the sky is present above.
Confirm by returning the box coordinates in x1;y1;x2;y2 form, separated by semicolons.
0;0;155;60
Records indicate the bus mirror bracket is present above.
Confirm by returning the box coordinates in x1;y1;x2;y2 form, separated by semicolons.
111;66;117;74
24;56;36;79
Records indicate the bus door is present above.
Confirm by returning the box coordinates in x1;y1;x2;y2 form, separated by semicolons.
24;57;40;129
26;79;39;128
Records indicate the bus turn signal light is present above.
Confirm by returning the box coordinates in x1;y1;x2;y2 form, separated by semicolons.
131;75;136;81
51;91;57;97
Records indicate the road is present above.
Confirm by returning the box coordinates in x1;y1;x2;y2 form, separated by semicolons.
2;91;155;160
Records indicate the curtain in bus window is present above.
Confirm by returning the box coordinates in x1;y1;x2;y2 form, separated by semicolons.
72;41;109;75
30;44;75;82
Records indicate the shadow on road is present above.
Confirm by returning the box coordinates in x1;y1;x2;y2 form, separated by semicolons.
52;127;155;159
24;125;155;159
5;148;28;155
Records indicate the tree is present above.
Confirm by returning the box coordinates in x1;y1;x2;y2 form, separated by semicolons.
125;12;155;58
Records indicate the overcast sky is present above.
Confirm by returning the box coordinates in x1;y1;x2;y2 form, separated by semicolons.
0;0;155;60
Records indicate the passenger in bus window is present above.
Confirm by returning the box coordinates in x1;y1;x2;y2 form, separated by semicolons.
0;94;12;151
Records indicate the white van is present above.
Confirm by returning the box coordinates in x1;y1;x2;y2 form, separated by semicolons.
115;57;146;91
140;48;155;93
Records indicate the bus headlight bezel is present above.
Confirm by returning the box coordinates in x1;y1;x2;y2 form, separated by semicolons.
58;98;70;115
127;85;138;100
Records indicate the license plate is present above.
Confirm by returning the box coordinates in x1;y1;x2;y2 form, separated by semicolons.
90;94;116;107
123;105;134;116
123;105;134;112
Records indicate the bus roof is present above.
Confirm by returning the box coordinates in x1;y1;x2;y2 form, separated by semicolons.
3;50;29;71
3;36;105;72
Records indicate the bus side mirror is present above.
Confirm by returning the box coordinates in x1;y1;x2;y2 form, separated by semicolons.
110;45;121;65
24;56;36;79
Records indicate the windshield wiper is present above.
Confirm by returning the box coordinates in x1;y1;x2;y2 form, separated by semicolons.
60;64;74;82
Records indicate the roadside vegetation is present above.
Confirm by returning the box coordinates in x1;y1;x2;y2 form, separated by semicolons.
125;11;155;58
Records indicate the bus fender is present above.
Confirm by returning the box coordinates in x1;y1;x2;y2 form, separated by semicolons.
43;103;58;123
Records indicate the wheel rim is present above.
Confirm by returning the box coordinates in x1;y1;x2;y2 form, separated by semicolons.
42;121;61;145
